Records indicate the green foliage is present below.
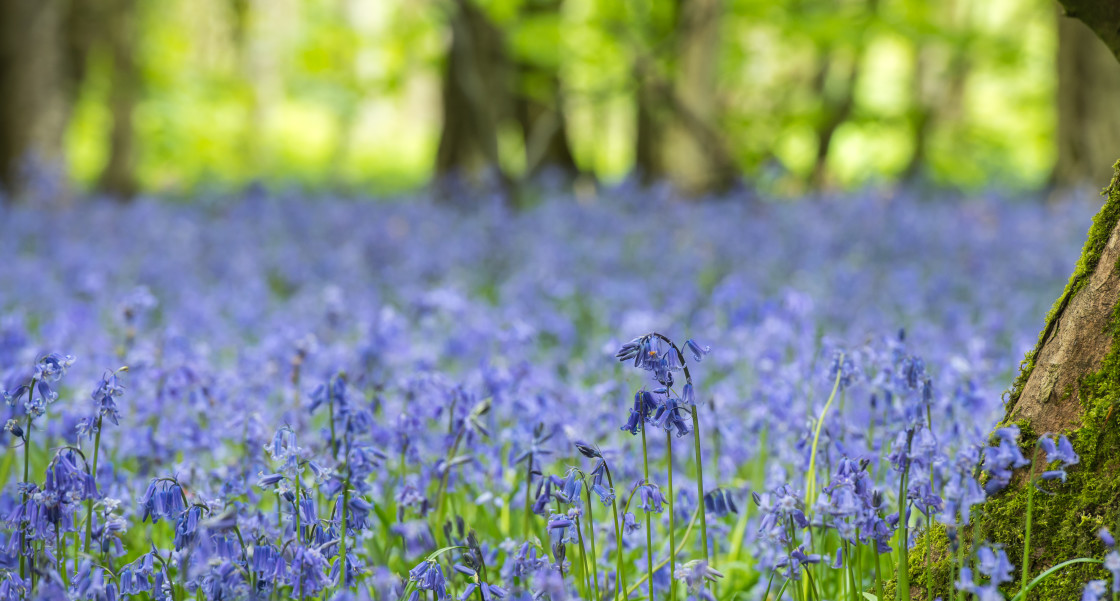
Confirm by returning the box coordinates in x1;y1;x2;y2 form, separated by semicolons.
63;0;1061;194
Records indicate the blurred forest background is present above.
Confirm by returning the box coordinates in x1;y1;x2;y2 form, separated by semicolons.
1;0;1119;201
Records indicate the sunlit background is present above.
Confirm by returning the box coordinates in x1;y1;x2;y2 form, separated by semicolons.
2;0;1119;198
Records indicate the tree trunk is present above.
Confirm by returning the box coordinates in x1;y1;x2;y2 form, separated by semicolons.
513;0;579;180
633;62;666;185
1054;0;1120;62
97;0;141;200
0;0;70;199
1052;13;1120;189
434;0;512;200
661;0;735;195
632;0;734;195
809;50;859;189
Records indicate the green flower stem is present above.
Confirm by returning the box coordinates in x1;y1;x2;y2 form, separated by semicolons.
84;415;102;553
585;485;602;601
576;515;592;599
603;462;626;601
875;549;885;601
523;453;534;540
294;467;303;545
625;506;699;597
19;377;37;583
895;429;914;601
666;429;676;601
690;406;709;567
640;422;654;601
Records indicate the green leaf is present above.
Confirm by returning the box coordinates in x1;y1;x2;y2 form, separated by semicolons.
863;593;879;601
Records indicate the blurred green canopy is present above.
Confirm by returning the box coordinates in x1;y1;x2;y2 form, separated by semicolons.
1;0;1119;199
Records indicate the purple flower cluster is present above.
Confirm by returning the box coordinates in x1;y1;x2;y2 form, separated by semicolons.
0;186;1106;599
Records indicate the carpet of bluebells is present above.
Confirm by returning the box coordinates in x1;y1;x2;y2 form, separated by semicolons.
0;184;1114;601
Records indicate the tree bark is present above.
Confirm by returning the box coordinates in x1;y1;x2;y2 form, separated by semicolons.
1052;13;1120;189
0;0;70;199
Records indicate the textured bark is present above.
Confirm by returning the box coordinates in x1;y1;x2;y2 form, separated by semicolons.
1007;174;1120;431
1053;13;1120;188
0;0;70;198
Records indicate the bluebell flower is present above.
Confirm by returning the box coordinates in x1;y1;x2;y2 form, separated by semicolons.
408;559;448;601
636;482;666;513
977;545;1014;585
684;339;711;362
252;544;286;584
703;488;739;518
622;512;640;534
173;505;203;551
620;390;656;435
590;482;615;505
501;541;547;581
330;551;365;589
201;560;248;600
1083;580;1108;601
983;429;1030;495
289;545;333;597
1105;550;1120;593
70;560;119;601
0;573;26;601
1036;434;1080;483
90;368;126;428
139;479;185;524
1100;527;1115;548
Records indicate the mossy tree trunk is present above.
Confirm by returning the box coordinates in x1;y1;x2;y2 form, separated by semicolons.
0;0;71;199
908;165;1120;600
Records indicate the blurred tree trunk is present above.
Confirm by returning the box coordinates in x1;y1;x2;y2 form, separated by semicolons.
662;0;735;194
435;0;514;200
634;65;666;184
810;0;877;189
514;0;579;180
1054;0;1120;62
903;3;970;184
0;0;70;199
809;51;859;189
97;0;141;200
1052;13;1120;189
633;0;735;195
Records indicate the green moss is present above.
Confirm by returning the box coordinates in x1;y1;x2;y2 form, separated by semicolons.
1006;161;1120;409
904;524;956;601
